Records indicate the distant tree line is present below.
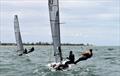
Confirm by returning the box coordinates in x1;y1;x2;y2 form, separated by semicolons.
0;41;93;46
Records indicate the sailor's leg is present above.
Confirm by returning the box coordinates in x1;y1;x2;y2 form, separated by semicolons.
74;56;87;64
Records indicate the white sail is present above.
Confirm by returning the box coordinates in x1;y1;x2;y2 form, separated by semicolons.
48;0;62;63
14;15;24;53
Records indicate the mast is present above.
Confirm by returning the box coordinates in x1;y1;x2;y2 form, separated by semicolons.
48;0;62;63
14;15;24;54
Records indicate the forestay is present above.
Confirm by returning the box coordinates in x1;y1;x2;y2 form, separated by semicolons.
14;15;24;54
48;0;63;63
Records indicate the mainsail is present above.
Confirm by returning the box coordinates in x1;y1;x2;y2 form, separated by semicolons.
48;0;62;63
14;15;24;53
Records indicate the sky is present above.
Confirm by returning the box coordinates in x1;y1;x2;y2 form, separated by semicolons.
0;0;120;46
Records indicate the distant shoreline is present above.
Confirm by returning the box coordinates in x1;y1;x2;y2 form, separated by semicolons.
0;42;93;46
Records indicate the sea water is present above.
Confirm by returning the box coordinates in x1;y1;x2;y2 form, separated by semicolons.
0;45;120;76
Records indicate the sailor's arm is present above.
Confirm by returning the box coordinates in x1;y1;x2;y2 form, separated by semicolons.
66;57;69;59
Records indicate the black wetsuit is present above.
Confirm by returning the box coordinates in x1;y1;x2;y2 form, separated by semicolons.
18;49;27;56
27;47;34;53
23;49;28;54
65;54;75;65
18;47;34;56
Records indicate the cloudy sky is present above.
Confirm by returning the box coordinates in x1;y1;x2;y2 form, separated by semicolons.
0;0;120;46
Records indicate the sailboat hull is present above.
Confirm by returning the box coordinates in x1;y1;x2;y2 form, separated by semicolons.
47;60;73;71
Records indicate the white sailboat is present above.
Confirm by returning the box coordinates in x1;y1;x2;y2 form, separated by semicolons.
48;0;69;70
14;15;34;56
48;0;62;63
14;15;24;55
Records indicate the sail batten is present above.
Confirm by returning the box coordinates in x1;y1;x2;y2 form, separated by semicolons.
14;15;24;53
48;0;62;63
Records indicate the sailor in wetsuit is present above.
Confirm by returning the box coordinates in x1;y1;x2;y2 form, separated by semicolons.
18;47;35;56
23;48;28;54
27;47;34;53
74;49;93;64
65;51;75;65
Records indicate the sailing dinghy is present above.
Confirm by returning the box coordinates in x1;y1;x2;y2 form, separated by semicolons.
14;15;24;56
47;0;71;71
14;15;35;56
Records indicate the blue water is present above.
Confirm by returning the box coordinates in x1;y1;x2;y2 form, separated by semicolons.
0;45;120;76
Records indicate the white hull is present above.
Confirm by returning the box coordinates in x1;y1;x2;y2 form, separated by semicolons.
47;60;73;71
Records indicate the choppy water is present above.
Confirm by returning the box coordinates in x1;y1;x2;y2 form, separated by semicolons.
0;45;120;76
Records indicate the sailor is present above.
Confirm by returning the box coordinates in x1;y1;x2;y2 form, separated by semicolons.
18;47;34;56
31;47;34;51
23;48;28;54
18;48;27;56
74;49;93;64
27;47;34;53
65;51;75;65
